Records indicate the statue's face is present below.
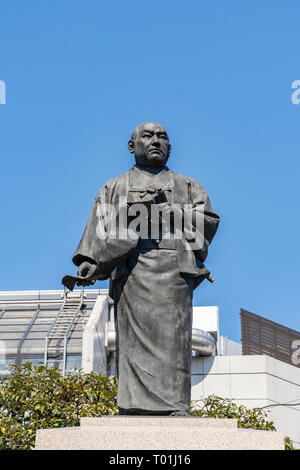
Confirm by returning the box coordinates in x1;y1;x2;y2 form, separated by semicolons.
128;122;171;167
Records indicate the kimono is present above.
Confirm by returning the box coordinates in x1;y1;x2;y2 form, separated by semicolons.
63;164;219;414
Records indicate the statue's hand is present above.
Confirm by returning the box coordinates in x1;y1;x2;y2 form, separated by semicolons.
76;261;97;286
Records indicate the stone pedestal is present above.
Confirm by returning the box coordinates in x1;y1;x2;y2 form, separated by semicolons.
35;416;285;450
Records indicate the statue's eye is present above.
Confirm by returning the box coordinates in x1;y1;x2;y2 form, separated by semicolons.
142;134;151;138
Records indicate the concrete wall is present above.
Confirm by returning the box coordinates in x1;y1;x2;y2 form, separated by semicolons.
218;336;242;355
191;354;300;448
82;294;109;375
192;306;219;339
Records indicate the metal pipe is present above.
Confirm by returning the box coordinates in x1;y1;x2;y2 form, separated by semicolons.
192;328;216;356
16;305;40;366
62;336;67;376
106;328;216;356
44;337;48;366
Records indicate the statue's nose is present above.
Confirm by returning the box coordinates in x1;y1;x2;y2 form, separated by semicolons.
152;135;160;146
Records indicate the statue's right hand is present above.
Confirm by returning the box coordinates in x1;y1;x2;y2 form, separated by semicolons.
76;261;97;286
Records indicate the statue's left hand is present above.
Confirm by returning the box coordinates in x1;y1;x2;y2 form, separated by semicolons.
76;261;97;286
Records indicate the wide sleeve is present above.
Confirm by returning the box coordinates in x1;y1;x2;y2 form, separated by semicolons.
72;185;109;267
183;180;220;262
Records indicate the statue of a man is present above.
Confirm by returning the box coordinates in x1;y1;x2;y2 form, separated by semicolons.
63;122;219;415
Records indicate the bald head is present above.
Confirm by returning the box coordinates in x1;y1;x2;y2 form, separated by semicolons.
131;122;168;141
128;122;171;168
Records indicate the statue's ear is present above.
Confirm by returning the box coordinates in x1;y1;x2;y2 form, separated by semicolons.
128;139;135;154
168;144;171;156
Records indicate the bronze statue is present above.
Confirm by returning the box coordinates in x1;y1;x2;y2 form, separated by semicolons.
62;122;219;415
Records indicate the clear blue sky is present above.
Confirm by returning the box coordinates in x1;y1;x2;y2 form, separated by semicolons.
1;1;299;342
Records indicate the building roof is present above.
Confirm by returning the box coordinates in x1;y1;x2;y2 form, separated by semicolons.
0;289;108;371
240;308;300;368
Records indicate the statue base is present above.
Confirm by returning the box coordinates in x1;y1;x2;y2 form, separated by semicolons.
35;416;284;450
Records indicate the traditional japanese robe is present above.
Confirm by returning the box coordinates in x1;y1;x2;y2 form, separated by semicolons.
64;164;219;414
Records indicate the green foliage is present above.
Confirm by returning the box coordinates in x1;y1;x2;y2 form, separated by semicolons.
284;436;295;451
191;395;294;450
0;363;118;450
